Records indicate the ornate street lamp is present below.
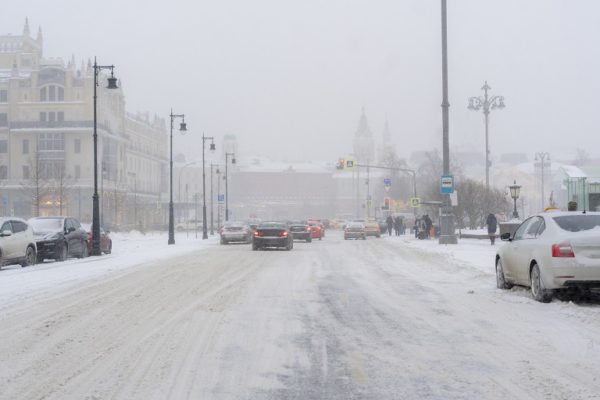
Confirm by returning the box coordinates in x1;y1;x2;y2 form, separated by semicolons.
202;134;215;239
509;180;521;219
468;81;506;189
92;58;117;256
168;110;187;245
225;152;236;221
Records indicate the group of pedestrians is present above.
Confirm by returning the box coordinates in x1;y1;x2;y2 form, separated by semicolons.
385;215;405;236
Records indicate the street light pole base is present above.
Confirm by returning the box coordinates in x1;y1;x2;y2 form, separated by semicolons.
438;205;458;245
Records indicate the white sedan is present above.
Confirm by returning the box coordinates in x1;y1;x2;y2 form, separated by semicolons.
495;211;600;302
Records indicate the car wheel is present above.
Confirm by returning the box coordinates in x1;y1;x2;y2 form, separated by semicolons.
495;259;513;289
21;246;36;267
57;243;68;261
307;237;312;243
530;263;552;303
252;242;259;251
80;242;89;258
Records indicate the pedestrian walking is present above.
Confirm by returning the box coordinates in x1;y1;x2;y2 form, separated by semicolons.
394;216;401;236
486;213;498;245
386;215;393;236
423;215;433;239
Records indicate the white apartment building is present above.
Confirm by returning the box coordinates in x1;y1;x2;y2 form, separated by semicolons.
0;19;168;229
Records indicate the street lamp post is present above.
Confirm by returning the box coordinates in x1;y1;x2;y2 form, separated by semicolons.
225;152;236;222
535;152;550;211
468;81;506;189
509;180;521;219
216;167;222;229
168;109;187;245
210;163;219;235
202;134;215;239
92;58;118;256
439;0;457;244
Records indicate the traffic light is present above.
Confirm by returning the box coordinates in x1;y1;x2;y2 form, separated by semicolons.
337;158;345;170
382;197;390;210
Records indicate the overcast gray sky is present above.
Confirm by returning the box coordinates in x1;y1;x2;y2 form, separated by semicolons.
3;0;600;164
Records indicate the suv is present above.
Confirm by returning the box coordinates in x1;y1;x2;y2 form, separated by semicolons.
0;217;37;268
29;216;88;262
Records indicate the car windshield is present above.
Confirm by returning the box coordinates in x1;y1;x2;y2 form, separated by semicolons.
553;215;600;232
29;218;63;231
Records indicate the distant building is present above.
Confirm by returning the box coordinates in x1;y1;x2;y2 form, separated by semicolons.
0;19;167;228
353;108;374;164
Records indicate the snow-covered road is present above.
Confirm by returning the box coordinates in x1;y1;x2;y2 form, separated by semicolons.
1;232;600;399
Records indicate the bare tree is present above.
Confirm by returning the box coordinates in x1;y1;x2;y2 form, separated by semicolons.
20;150;51;217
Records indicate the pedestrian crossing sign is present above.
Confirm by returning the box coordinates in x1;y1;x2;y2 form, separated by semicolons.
410;197;421;208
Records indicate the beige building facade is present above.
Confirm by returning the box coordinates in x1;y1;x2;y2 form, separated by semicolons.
0;19;168;229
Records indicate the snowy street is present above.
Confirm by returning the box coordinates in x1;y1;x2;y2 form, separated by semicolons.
1;232;600;399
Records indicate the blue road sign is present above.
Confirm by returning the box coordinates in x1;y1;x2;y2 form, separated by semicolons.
440;175;454;194
383;178;392;187
218;194;225;203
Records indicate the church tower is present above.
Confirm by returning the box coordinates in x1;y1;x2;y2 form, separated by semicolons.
352;108;375;163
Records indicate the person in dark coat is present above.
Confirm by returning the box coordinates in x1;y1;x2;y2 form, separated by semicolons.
393;216;402;236
422;215;433;239
486;213;498;245
386;215;393;236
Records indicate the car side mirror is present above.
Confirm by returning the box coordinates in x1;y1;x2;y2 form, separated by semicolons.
500;232;512;241
0;230;12;237
67;227;76;233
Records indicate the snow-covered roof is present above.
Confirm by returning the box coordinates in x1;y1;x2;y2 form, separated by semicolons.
560;165;587;179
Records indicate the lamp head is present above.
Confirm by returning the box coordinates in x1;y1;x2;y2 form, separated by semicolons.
232;156;236;164
509;180;521;200
106;70;118;89
179;121;187;132
210;142;216;151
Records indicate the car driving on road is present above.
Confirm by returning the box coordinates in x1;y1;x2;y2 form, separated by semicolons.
344;221;367;240
29;216;89;262
252;222;293;251
288;220;312;242
495;211;600;302
220;222;253;244
0;217;37;268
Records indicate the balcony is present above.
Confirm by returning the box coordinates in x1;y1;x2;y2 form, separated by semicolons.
9;120;112;133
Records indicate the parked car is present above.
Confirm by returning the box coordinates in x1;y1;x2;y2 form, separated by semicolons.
344;222;367;240
0;217;37;268
252;222;293;251
496;211;600;302
220;222;253;244
307;221;324;240
81;223;112;254
288;220;312;242
29;216;88;262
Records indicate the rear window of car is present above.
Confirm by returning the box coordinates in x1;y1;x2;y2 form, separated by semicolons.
259;223;285;229
553;215;600;232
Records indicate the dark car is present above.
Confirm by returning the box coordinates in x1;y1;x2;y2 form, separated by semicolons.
288;220;312;242
28;216;89;262
220;222;253;244
81;223;112;254
252;222;293;251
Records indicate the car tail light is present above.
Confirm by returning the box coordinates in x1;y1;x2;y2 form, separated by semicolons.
306;226;311;232
279;231;288;237
255;230;263;237
552;242;575;258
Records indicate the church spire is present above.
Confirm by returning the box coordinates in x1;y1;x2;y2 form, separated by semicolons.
353;107;375;162
36;26;43;43
23;17;31;37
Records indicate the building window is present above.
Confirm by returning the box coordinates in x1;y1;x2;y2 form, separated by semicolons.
74;139;81;154
39;160;65;179
22;165;30;179
0;89;7;102
75;165;81;179
48;112;56;122
0;140;7;153
49;86;56;101
0;165;7;179
22;139;29;154
58;111;64;122
38;132;64;151
0;113;7;127
40;112;46;122
40;85;64;102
